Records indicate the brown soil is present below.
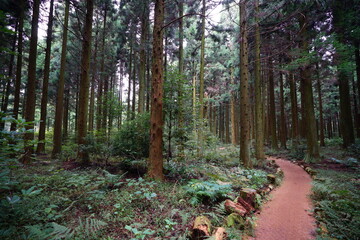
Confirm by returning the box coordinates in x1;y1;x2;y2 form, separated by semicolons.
253;157;316;240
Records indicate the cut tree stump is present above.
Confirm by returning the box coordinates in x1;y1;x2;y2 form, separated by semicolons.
236;197;255;212
240;188;258;209
267;174;276;184
191;216;211;239
224;199;247;216
212;227;227;240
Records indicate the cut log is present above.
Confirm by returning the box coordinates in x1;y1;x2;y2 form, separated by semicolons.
192;216;211;239
267;174;276;184
240;188;258;209
224;199;247;216
212;227;227;240
225;213;245;229
236;197;255;212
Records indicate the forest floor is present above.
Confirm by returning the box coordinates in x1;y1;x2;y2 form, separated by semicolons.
1;139;359;239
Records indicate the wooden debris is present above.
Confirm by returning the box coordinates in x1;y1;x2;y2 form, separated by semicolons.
192;216;211;239
212;227;227;240
224;199;247;216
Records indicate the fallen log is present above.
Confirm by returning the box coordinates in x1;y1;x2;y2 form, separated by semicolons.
224;199;247;216
236;197;255;213
191;216;211;240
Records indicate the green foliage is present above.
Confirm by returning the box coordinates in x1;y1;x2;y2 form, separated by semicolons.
184;179;232;205
111;113;150;159
312;170;360;239
125;224;155;240
49;218;108;239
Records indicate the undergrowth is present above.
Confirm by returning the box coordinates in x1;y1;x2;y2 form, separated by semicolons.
312;169;360;240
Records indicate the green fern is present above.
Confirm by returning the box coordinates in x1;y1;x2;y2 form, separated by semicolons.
49;217;107;239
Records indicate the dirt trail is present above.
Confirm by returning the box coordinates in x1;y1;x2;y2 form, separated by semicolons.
253;158;316;240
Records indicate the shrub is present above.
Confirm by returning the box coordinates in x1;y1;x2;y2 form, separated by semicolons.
111;113;150;159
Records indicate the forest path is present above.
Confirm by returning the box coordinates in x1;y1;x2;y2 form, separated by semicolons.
252;157;316;240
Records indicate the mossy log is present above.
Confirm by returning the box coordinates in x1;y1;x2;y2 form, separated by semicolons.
191;216;211;239
212;227;227;240
225;213;245;229
224;199;247;216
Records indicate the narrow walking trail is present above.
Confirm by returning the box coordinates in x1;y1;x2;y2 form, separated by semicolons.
254;157;316;240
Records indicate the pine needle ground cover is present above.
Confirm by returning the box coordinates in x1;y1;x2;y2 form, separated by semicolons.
0;144;273;240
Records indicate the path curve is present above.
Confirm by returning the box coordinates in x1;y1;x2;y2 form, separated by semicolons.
254;158;316;240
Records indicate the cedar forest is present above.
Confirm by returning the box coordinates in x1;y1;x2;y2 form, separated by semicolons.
0;0;359;239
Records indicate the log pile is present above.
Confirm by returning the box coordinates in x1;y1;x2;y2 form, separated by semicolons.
190;166;283;240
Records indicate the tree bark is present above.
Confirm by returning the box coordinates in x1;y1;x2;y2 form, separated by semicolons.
239;1;251;168
268;56;278;150
22;0;40;164
289;73;299;146
89;28;99;132
10;0;25;131
36;0;54;153
52;0;70;158
199;0;206;120
77;0;94;164
254;0;264;160
139;4;149;114
298;13;320;160
316;63;325;146
279;69;287;149
148;0;165;180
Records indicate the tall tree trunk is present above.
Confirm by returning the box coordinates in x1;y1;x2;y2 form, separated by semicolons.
22;0;40;164
148;0;165;180
298;13;320;160
353;41;360;137
89;28;99;132
254;0;264;160
132;59;136;119
268;56;278;150
127;35;133;121
351;75;360;137
225;101;230;143
316;63;325;146
138;5;148;114
0;21;17;125
101;7;108;133
289;72;299;146
239;1;251;168
279;69;287;149
199;0;206;120
11;0;24;131
63;88;69;140
230;67;237;145
178;0;185;152
77;0;94;164
36;0;54;154
52;0;70;158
